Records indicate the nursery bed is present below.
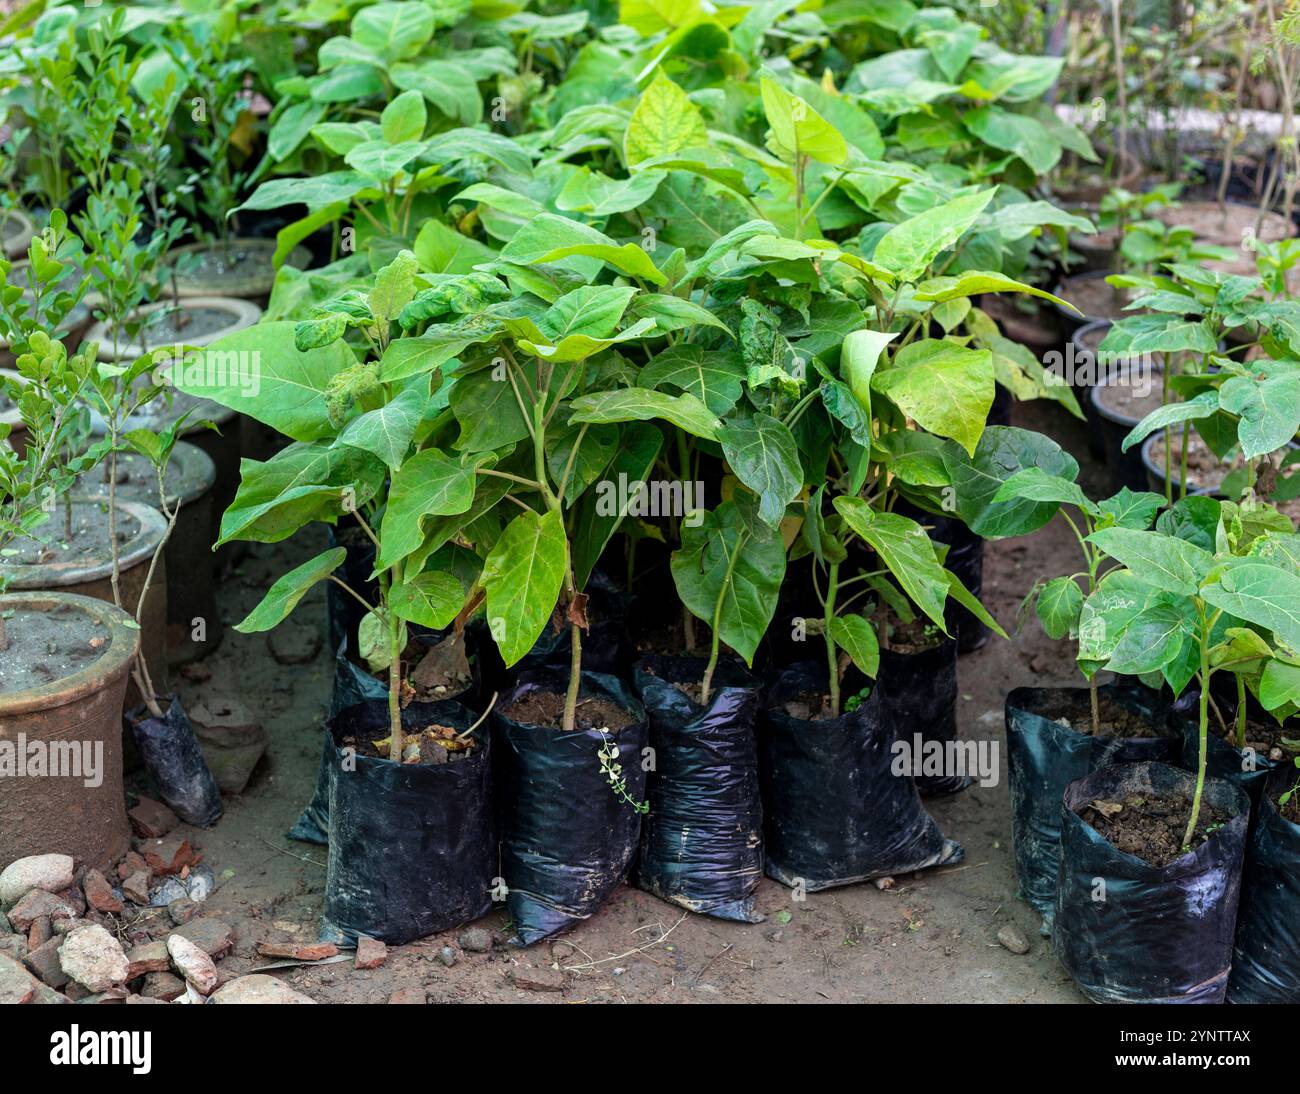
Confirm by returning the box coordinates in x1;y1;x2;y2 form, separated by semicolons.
145;397;1095;1005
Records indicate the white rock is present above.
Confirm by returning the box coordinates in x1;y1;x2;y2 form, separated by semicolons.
167;933;218;994
0;854;75;908
209;974;316;1004
58;925;130;992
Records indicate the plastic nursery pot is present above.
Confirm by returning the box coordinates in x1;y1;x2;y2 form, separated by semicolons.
1;207;35;259
321;698;496;947
75;441;220;665
1053;270;1130;329
1068;320;1110;458
759;662;964;891
126;694;223;827
0;591;139;871
1005;685;1178;931
1067;204;1119;273
491;671;649;946
1227;766;1300;1003
1089;364;1166;494
1139;430;1223;500
1175;708;1285;808
1053;760;1249;1004
164;238;312;301
878;632;968;797
0;497;169;712
632;655;764;923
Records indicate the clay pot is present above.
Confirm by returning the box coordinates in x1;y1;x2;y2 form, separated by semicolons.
164;238;311;302
74;442;220;664
0;497;169;710
190;699;268;795
0;368;25;454
0;591;139;871
84;295;261;361
1;208;35;259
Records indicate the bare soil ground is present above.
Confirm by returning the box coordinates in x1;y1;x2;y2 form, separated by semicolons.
143;398;1101;1004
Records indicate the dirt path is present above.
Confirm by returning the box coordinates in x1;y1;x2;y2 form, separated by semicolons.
140;398;1101;1004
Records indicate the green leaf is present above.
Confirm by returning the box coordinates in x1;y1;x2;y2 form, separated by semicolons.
1219;372;1300;460
1202;561;1300;651
539;286;638;341
760;76;848;166
717;414;803;529
624;71;708;167
830;614;880;678
336;386;424;471
390;570;465;629
942;426;1079;538
1087;527;1215;596
991;467;1094;512
569;388;721;441
234;547;346;633
638;346;745;416
380;89;427;144
841;328;896;421
872;339;994;455
1097;487;1165;530
1105;600;1199;678
1121;391;1219;453
671;501;786;665
964;106;1061;174
915;270;1078;315
352;1;436;62
1036;576;1083;639
834;498;950;630
872;189;995;282
481;508;568;667
368;249;420;324
631;294;734;339
377;450;477;570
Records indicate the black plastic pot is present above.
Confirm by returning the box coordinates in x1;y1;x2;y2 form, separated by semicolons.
878;637;969;796
1177;717;1284;808
1068;320;1111;458
1005;685;1178;930
632;655;764;923
127;694;223;827
325;522;379;657
1090;365;1165;493
1227;766;1300;1003
1140;430;1221;500
492;671;649;946
945;523;989;655
758;663;963;891
1053;269;1129;329
1054;760;1249;1004
320;698;495;946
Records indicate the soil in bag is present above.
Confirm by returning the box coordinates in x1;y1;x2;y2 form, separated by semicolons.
321;698;495;946
290;632;480;844
759;662;963;891
492;671;648;946
1005;684;1177;931
128;694;223;827
1228;765;1300;1003
1054;760;1249;1004
878;617;968;797
632;655;764;923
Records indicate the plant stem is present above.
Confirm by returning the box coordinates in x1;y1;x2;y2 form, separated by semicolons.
701;528;746;706
1182;616;1212;849
387;605;403;762
1235;673;1248;751
825;561;840;718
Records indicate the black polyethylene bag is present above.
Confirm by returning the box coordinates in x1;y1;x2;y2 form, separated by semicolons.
321;699;495;946
128;694;223;827
1178;719;1282;807
325;526;378;656
1006;685;1177;930
1228;766;1300;1003
759;663;963;891
632;655;763;923
493;671;648;946
287;729;333;845
879;637;968;797
1054;761;1248;1004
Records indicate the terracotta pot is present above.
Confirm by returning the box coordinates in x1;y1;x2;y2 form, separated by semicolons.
84;295;262;361
164;238;311;301
0;591;138;871
0;498;169;710
75;442;220;664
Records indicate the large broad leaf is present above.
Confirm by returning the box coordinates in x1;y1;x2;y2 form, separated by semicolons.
449;367;532;452
841;328;896;419
389;570;465;629
872;189;995;282
569;388;721;441
235;547;346;633
1037;576;1083;639
351;1;436;62
217;443;383;545
165;323;356;442
872;340;994;455
829;614;880;678
624;71;708;166
1104;599;1200;680
991;466;1095;513
570;421;662;588
236;171;369;214
480;508;568;667
379;323;492;381
335;385;424;470
1077;570;1168;668
717;414;803;529
538;285;638;341
1202;561;1300;651
964;106;1062;174
915;270;1077;314
1087;527;1215;596
1121;391;1219;453
942;426;1079;538
377;449;477;570
671;500;787;665
1219;372;1300;460
833;498;950;630
638;345;745;415
760;76;848;166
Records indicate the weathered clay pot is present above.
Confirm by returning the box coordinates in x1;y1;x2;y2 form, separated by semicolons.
190;699;268;795
0;368;25;454
74;442;220;664
84;295;261;361
1;208;35;260
0;591;138;871
0;498;169;710
164;238;311;301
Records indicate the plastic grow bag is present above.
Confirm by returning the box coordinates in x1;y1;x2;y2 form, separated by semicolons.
758;663;963;891
492;671;648;946
128;694;223;827
1228;766;1300;1003
1054;760;1248;1004
632;655;764;923
878;637;968;797
1177;718;1283;807
321;698;495;946
1006;684;1177;930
